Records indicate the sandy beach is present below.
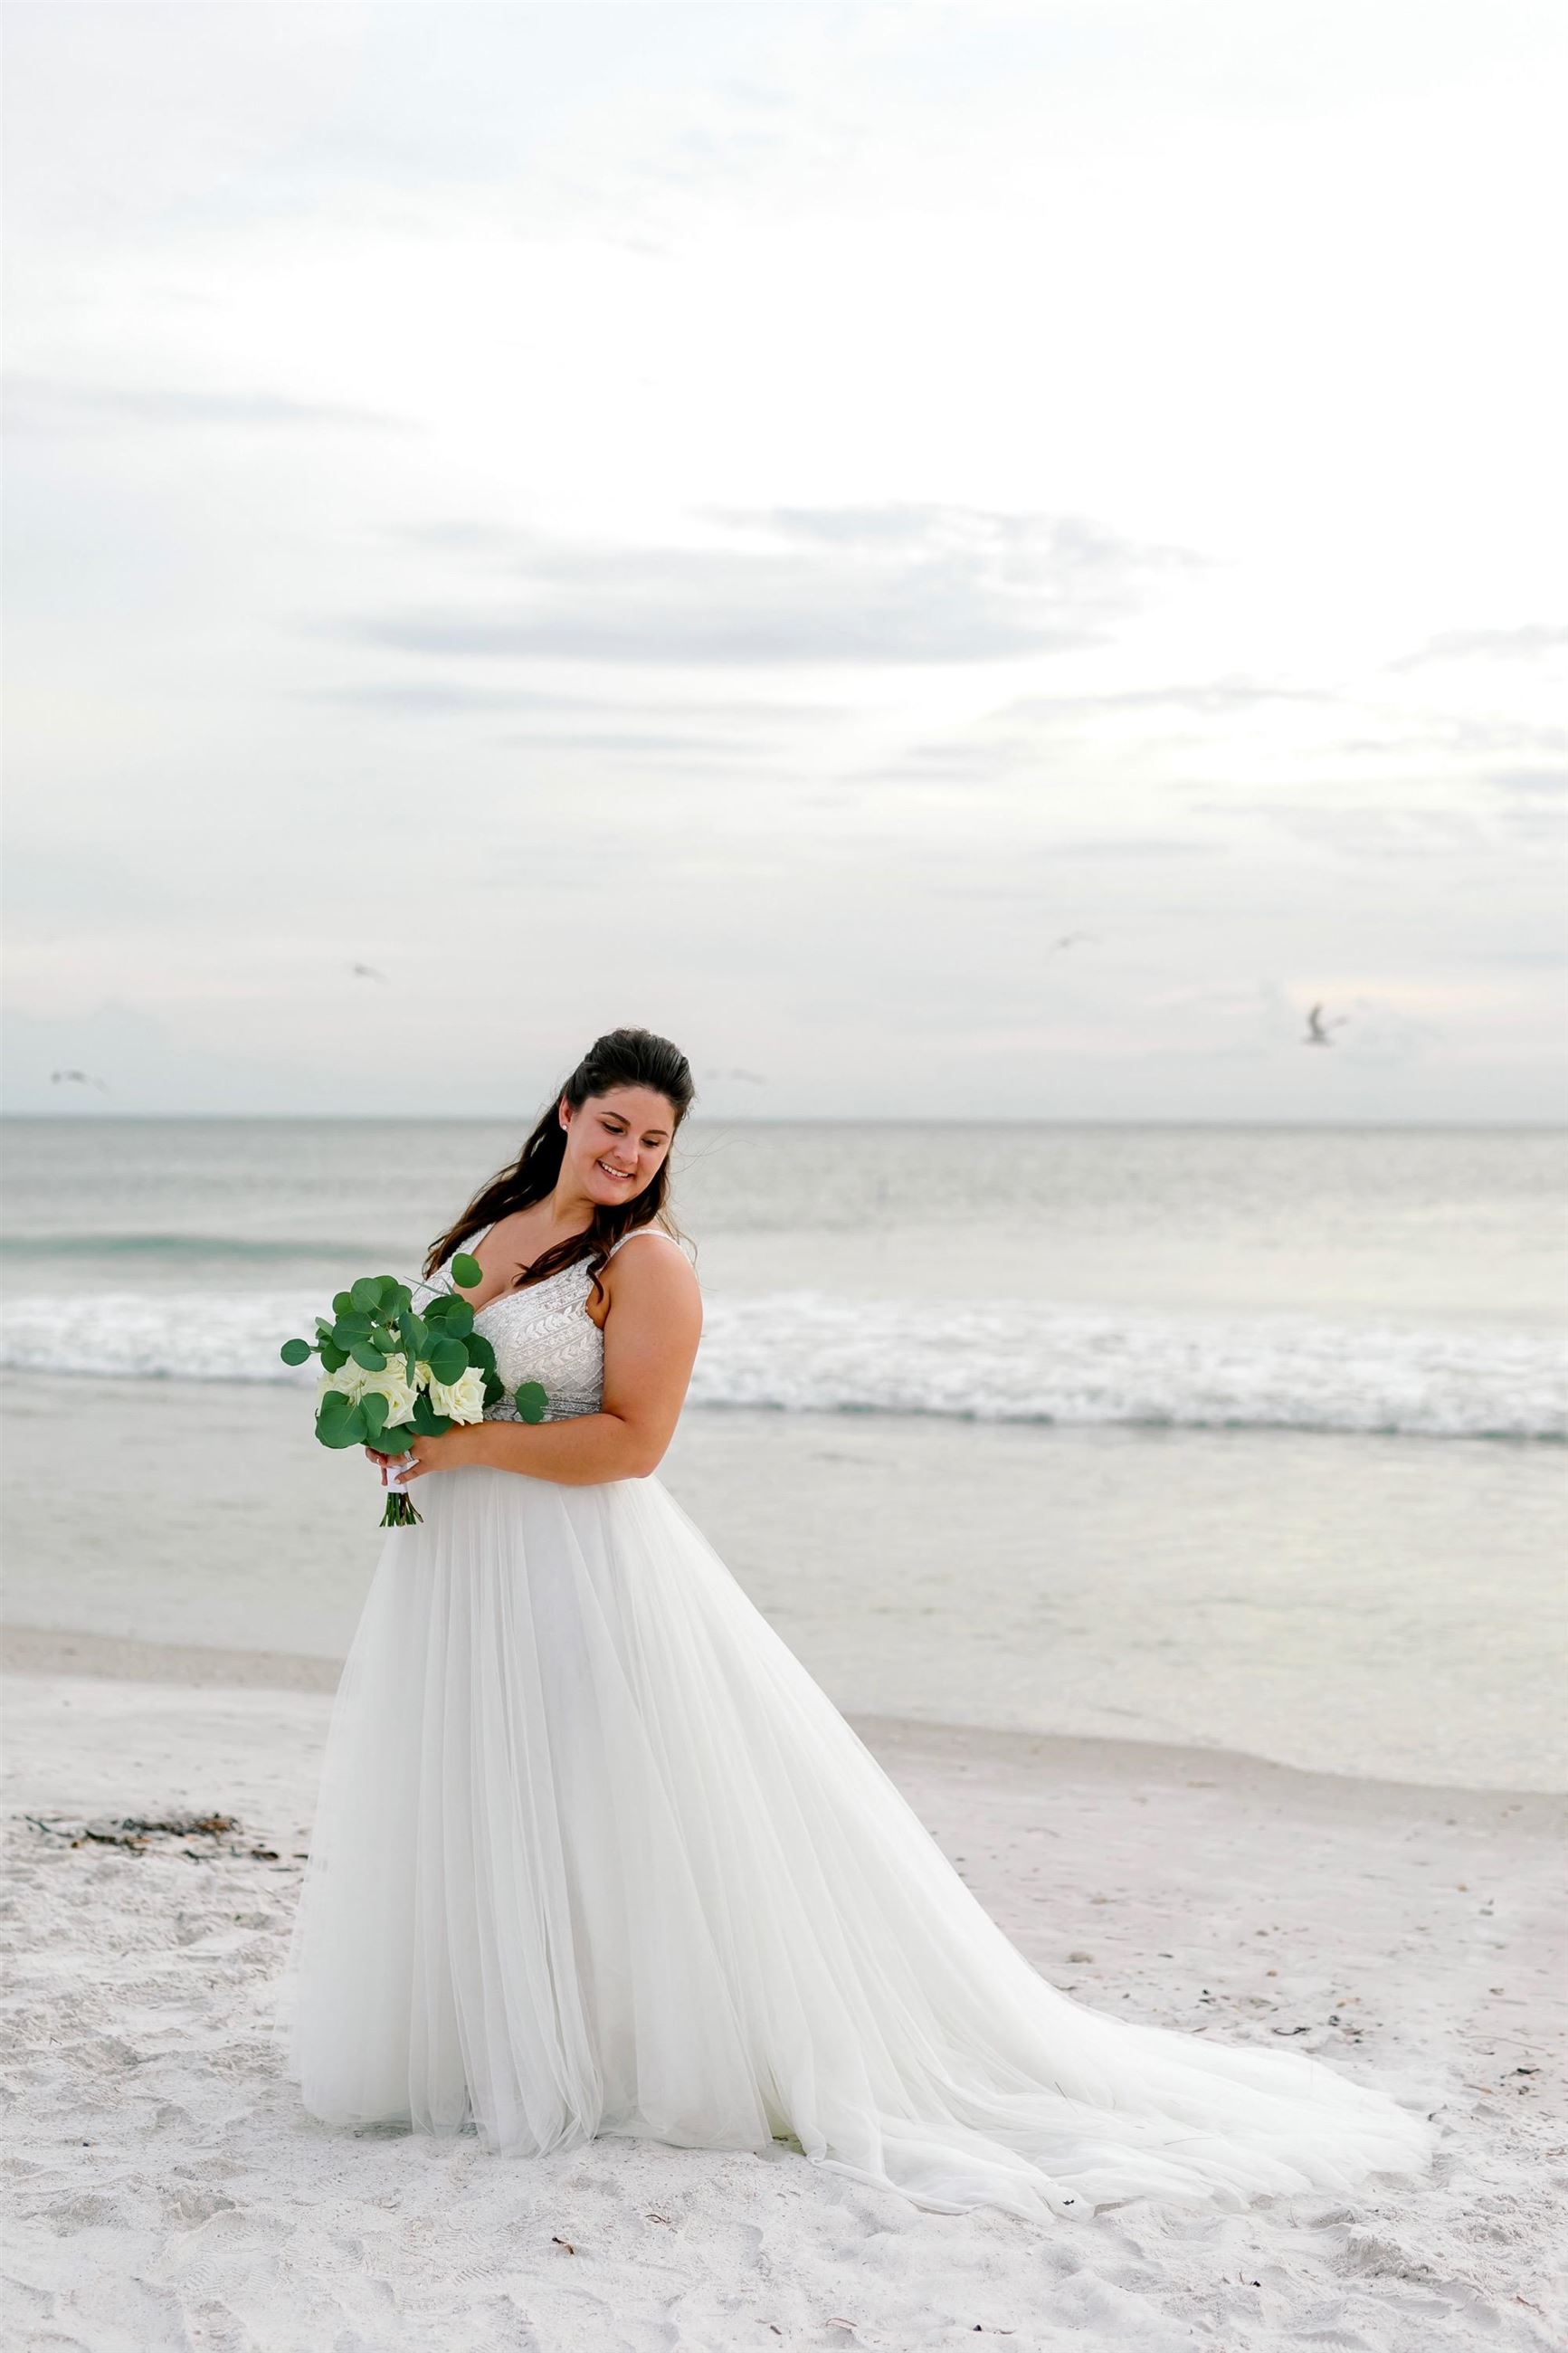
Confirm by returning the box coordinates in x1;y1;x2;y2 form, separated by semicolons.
3;1639;1563;2351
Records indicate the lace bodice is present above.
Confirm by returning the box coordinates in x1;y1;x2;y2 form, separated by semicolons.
415;1223;683;1424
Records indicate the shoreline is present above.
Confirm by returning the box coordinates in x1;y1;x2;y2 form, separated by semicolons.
5;1376;1564;1794
6;1623;1567;1816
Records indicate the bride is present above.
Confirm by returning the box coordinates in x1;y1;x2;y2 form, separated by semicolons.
280;1025;1433;2222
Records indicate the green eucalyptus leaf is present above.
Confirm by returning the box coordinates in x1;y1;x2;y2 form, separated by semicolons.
360;1391;389;1438
351;1340;387;1372
279;1337;313;1367
318;1339;348;1373
332;1291;354;1319
466;1332;496;1375
514;1381;548;1424
377;1422;415;1455
316;1396;360;1450
441;1299;474;1338
481;1371;505;1407
451;1251;483;1289
349;1276;381;1314
333;1311;372;1345
411;1388;442;1434
429;1338;467;1386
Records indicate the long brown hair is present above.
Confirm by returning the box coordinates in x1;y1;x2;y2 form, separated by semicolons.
422;1026;697;1302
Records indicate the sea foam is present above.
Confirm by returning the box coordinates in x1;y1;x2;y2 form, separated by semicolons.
1;1287;1561;1440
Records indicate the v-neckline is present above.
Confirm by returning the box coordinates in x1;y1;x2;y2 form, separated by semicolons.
457;1217;594;1318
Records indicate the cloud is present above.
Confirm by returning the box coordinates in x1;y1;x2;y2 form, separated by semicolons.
1225;804;1485;859
1388;624;1568;671
301;683;597;715
998;678;1336;719
338;504;1195;666
1376;718;1568;760
1487;767;1568;797
1461;947;1568;967
489;728;781;761
922;837;1221;890
846;676;1340;789
2;372;413;434
301;680;847;723
1037;835;1220;859
851;740;1035;784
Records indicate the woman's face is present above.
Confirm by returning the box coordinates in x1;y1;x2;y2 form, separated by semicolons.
559;1085;677;1208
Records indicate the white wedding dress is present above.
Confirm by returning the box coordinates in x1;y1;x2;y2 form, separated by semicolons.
279;1224;1433;2222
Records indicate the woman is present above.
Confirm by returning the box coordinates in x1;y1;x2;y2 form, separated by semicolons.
280;1025;1433;2223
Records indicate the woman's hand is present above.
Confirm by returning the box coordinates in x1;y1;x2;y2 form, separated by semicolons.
363;1426;477;1484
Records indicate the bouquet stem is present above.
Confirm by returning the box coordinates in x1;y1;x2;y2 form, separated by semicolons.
379;1490;423;1528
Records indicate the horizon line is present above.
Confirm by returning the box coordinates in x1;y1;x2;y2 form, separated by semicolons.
4;1111;1566;1135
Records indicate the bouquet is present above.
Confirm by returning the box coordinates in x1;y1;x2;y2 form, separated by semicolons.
279;1254;548;1525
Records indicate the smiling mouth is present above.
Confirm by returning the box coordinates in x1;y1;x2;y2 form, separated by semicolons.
596;1159;636;1183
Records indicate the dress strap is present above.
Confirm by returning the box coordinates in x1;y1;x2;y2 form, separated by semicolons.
605;1225;686;1262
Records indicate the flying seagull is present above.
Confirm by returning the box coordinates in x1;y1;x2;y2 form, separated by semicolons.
1304;1003;1350;1047
51;1068;109;1091
349;961;388;982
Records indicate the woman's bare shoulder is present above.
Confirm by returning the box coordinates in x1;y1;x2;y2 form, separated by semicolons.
593;1225;700;1336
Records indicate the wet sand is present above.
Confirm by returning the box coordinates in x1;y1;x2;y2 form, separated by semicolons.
5;1371;1563;1787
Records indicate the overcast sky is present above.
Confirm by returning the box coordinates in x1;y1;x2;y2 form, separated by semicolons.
4;0;1564;1122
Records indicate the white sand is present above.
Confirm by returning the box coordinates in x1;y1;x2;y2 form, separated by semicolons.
2;1656;1563;2350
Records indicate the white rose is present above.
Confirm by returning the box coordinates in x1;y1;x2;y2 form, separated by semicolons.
357;1350;419;1425
427;1364;486;1424
318;1359;369;1405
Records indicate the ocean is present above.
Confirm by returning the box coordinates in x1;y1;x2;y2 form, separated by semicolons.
4;1117;1564;1788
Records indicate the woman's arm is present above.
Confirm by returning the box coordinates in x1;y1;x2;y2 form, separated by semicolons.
378;1236;702;1490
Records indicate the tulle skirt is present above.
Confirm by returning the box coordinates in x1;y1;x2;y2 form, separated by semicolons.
276;1462;1434;2222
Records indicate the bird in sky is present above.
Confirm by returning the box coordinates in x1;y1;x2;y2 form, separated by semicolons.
50;1068;109;1091
349;962;388;982
1304;1003;1351;1047
1047;932;1100;956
